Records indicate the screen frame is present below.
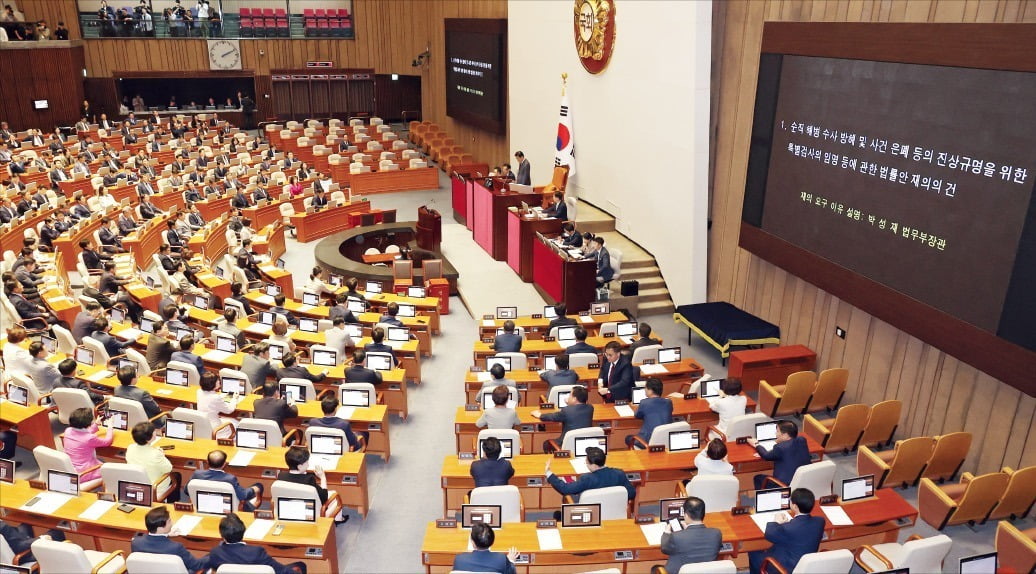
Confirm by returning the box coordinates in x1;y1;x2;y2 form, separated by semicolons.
117;479;154;507
460;504;503;528
739;22;1036;394
276;496;318;522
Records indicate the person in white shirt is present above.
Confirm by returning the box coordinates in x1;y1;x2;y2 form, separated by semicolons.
196;371;236;438
2;326;33;378
694;438;734;476
266;315;296;354
322;317;355;363
126;421;181;502
707;378;748;437
96;187;118;210
305;266;335;296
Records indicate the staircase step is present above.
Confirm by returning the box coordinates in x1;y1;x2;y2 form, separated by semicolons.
639;300;675;315
638;287;673;304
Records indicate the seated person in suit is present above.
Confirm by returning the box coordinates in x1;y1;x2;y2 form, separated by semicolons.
476;385;521;430
377;302;404;328
310;186;328;209
241;342;277;393
131;506;210;572
253;381;299;437
539;353;579;388
626;378;673;448
531;385;593;453
207;513;306;574
628;322;661;351
363;327;398;366
328;292;358;324
145;319;176;371
545;446;635;501
548;302;578;331
170;334;205;374
98;217;127;254
660;497;723;573
0;521;66;566
492;320;523;353
229;282;254;316
270;293;298;326
187;450;263;511
562;327;598;356
323;317;356;359
559;222;583;248
54;358;103;404
5;280;58;329
90;316;134;360
114;364;165;428
694;438;734;476
345;349;383;384
748;488;825;574
597;341;634;402
278;446;349;525
748;420;811;491
452;523;517;574
470;436;515;488
276;352;328;384
308;395;362;451
545;191;568;220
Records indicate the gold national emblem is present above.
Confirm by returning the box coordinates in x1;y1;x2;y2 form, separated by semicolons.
573;0;615;75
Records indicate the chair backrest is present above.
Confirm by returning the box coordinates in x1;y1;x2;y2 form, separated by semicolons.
789;460;837;496
476;428;521;457
648;420;692;446
899;534;953;571
100;462;152;494
609;248;623;279
51;388;94;425
951;472;1011;524
824;403;870;451
883;436;937;488
278;377;317;403
774;370;817;416
423;259;444;281
170;407;216;439
565;196;578;221
995;520;1036;574
52;324;78;354
33;445;76;478
560;426;605;453
186;478;240;509
494;351;527;370
167;360;201;386
567;352;599;369
546;384;583;407
81;335;111;363
923;431;972;482
124;347;151;377
0;534;14;565
385;244;401;254
860;399;902;448
990;465;1036;520
271;479;336;517
598;322;617;337
223;297;248;318
304;426;348;450
810;368;848;412
30;539;94;573
126;552;189;574
109;396;152;429
686;474;740;512
631;344;663;365
724;413;773;441
470;485;522;523
677;560;737;574
215;565;276;574
392;259;413;281
791;549;854;573
237;418;284;445
579;486;629;519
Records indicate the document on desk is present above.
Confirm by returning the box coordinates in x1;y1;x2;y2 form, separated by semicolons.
640;521;667;546
579;315;594;324
86;370;115;382
79;499;116;520
311;455;340;470
171;514;203;536
203;349;234;362
637;363;668;376
536;529;564;551
244;518;275;541
155;388;174;395
295;304;315;312
20;492;74;514
335;406;356;419
614;405;635;418
750;511;786;533
228;451;256;466
569;457;591;474
255;295;275;306
820;505;853;526
245;324;273;336
117;328;142;341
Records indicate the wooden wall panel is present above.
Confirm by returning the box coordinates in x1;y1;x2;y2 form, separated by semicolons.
71;0;508;164
709;0;1036;475
18;0;81;39
0;44;84;130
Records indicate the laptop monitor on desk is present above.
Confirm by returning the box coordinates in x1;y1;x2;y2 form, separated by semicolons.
841;475;875;503
573;436;608;457
118;480;153;507
461;505;502;529
195;490;233;515
486;355;512;372
277;497;317;522
340;388;371;408
165;419;195;441
561;503;602;527
755;487;791;514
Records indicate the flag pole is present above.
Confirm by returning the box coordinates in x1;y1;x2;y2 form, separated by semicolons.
561;73;567;96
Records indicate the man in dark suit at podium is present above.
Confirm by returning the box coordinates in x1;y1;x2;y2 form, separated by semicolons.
514;151;530;185
131;506;210;572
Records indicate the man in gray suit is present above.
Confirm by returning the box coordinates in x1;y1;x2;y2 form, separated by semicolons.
114;365;165;428
27;342;61;394
660;496;723;573
514;151;531;186
531;385;594;452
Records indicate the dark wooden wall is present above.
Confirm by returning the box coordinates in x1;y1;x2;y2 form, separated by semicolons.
0;43;85;130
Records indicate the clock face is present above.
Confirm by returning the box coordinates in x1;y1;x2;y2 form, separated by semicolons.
208;39;241;71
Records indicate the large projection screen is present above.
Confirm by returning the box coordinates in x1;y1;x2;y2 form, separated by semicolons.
739;23;1036;394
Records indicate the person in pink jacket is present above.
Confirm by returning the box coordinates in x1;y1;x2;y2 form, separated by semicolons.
61;407;115;482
